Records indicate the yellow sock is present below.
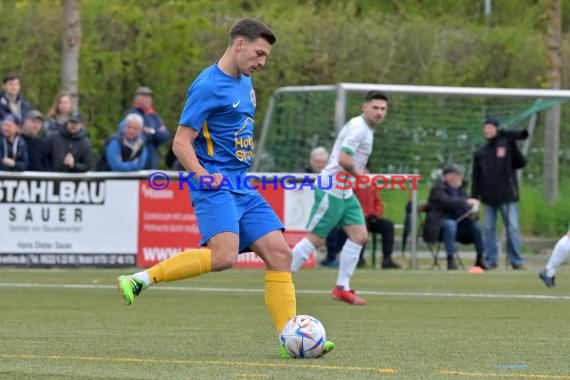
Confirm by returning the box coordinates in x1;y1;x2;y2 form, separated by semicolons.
265;270;297;333
147;249;212;284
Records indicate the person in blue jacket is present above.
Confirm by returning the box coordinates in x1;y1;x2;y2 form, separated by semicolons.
119;86;170;169
100;113;147;172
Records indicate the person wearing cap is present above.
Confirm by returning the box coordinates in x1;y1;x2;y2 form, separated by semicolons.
472;118;527;269
44;91;73;138
98;113;148;172
119;86;170;169
46;111;94;172
0;73;33;124
423;164;488;270
21;110;50;171
0;114;28;171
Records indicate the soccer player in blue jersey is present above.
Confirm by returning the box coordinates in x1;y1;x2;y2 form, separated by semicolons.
117;18;333;358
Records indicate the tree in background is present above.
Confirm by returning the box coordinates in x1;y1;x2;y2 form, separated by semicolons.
62;0;81;110
0;0;566;178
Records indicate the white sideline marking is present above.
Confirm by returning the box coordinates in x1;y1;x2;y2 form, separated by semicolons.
0;282;569;301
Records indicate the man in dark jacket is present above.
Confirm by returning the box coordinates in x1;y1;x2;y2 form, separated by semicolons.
21;110;50;171
472;118;527;269
120;86;170;169
0;114;28;171
424;164;487;270
47;112;94;172
0;73;32;124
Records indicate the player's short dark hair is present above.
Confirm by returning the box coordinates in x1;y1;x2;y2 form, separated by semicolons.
3;73;19;84
229;18;277;45
365;91;388;103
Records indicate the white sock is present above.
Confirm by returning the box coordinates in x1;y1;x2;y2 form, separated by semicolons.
336;239;363;290
132;270;151;288
291;238;316;272
545;236;570;277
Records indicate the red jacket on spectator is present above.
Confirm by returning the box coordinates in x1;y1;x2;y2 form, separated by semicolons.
354;188;383;219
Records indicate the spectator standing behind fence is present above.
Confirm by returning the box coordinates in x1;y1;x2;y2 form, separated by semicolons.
121;86;170;169
424;164;488;270
44;92;73;137
98;113;147;172
47;112;93;172
0;73;32;124
21;110;49;171
0;114;28;171
471;118;527;270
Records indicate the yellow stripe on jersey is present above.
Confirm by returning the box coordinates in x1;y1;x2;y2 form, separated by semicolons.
202;122;214;157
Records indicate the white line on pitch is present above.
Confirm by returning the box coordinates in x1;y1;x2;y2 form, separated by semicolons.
0;282;569;301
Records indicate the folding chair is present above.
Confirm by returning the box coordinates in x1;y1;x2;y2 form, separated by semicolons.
417;202;467;270
426;240;466;270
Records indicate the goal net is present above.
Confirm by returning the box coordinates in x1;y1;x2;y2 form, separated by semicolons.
254;84;569;182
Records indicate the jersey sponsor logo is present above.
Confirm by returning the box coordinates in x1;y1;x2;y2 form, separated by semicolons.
234;117;254;162
232;100;240;108
250;89;256;107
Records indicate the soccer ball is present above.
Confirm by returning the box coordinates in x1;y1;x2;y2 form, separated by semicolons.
279;315;326;358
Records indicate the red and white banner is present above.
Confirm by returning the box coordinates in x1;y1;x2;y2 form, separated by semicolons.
0;173;316;268
137;181;201;267
137;181;316;268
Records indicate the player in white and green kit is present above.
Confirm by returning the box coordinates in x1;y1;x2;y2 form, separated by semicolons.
539;221;570;287
291;91;388;305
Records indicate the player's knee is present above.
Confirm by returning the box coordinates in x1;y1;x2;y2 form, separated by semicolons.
211;251;238;271
358;232;369;246
266;247;292;271
349;231;368;246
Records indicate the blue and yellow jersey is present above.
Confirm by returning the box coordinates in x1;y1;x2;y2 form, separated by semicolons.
179;63;256;192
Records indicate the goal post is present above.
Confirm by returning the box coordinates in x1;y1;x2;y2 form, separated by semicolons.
255;83;569;177
333;83;570;131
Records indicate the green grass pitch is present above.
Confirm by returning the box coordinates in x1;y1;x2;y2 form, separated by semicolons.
1;268;569;379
